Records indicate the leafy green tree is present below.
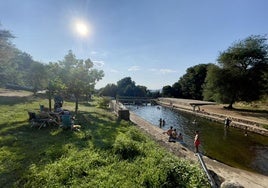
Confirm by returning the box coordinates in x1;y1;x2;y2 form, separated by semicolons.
0;27;16;86
134;85;147;97
99;83;118;98
203;35;268;108
116;77;136;96
171;82;182;98
46;62;67;110
178;64;210;100
0;27;15;61
58;50;104;114
162;85;173;97
102;77;149;98
28;62;48;94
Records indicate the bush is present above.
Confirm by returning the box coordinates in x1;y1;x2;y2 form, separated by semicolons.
113;132;144;160
96;97;111;109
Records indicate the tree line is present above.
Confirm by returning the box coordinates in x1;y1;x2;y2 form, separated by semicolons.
0;26;104;114
161;35;268;108
98;77;160;99
1;25;267;109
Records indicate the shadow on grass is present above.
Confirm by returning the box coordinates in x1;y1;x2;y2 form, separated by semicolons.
0;107;126;187
0;96;37;106
76;110;125;150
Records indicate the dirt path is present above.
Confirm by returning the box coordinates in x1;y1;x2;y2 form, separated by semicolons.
0;88;32;97
130;112;268;188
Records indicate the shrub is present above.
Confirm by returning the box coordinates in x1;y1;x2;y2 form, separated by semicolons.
113;132;143;160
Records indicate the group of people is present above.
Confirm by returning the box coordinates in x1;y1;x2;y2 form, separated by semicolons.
163;126;201;153
163;126;183;142
159;118;166;128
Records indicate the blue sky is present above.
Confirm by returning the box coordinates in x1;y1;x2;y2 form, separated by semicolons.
0;0;267;89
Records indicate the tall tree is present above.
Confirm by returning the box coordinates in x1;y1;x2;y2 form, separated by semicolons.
58;50;104;114
203;35;268;108
178;64;210;100
0;27;16;86
116;77;136;96
28;62;48;94
99;83;118;97
162;85;173;97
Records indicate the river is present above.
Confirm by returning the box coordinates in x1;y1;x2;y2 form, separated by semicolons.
126;104;268;176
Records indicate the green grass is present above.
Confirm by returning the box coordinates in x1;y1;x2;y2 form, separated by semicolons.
0;93;209;187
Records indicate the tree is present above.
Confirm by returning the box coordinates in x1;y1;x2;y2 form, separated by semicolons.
162;85;173;97
28;62;48;95
203;35;268;108
178;64;210;100
116;77;136;96
0;27;16;86
58;50;104;114
172;82;182;98
99;83;118;98
102;77;149;98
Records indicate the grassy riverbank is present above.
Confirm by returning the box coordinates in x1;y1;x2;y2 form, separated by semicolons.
0;93;208;187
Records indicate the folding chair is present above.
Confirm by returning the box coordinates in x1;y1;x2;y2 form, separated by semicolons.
28;112;50;129
60;115;73;130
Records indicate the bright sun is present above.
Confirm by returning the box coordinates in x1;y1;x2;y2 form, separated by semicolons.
74;20;90;37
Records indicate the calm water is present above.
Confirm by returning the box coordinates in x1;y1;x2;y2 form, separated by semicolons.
126;105;268;176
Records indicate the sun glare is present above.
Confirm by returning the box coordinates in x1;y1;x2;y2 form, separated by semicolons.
74;20;90;37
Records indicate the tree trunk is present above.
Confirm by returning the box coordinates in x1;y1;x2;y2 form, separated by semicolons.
48;91;52;111
225;94;235;109
75;96;79;115
226;103;233;109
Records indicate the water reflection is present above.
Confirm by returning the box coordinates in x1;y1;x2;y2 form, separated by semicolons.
126;105;268;175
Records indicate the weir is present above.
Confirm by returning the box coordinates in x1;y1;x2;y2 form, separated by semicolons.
116;96;156;105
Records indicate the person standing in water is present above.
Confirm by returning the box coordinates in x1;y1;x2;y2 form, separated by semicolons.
159;118;163;128
194;130;200;153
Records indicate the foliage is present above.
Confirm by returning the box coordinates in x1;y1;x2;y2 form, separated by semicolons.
50;50;104;114
0;92;208;187
203;35;268;108
161;64;211;99
99;83;118;97
162;85;174;97
0;26;15;73
99;77;150;98
177;64;211;100
96;96;111;109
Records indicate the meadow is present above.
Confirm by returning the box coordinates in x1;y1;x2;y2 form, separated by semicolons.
0;91;208;187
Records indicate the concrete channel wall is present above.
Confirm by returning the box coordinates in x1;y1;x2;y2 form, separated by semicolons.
109;100;130;120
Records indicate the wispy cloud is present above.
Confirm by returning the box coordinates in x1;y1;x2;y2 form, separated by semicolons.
149;68;157;72
93;60;105;67
110;69;119;73
128;66;140;71
160;69;178;74
90;51;98;55
90;50;108;57
149;68;178;74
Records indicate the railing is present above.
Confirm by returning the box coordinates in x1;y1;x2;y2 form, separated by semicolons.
196;153;217;188
116;96;154;105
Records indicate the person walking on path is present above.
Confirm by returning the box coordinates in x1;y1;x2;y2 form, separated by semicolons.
194;130;200;153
